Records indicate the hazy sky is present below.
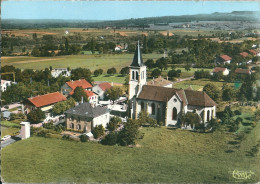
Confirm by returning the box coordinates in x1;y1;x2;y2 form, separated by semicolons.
2;1;260;20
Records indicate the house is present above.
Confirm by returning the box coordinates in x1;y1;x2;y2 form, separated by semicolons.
146;76;173;88
211;67;229;76
24;92;67;115
64;102;110;133
51;68;71;78
61;79;92;96
85;90;99;105
235;68;251;75
217;55;232;64
92;82;112;100
249;49;260;57
240;52;249;58
128;41;217;127
1;80;16;92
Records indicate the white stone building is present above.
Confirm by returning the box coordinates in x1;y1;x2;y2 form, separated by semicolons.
1;80;16;92
128;41;217;126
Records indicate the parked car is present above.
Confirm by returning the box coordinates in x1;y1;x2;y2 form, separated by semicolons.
1;135;11;141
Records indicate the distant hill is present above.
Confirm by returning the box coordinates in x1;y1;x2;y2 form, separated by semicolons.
2;11;260;29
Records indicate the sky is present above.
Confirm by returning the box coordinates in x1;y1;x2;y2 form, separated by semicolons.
2;1;260;20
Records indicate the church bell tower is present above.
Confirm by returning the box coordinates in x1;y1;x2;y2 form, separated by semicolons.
128;41;146;118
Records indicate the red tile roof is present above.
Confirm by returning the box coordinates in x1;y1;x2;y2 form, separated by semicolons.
98;82;112;91
235;68;250;74
28;92;66;108
66;79;92;90
240;52;249;58
249;49;257;55
85;90;96;97
220;55;232;61
212;67;227;73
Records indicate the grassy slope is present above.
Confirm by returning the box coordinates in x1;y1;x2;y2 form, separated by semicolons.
2;121;260;183
2;53;163;71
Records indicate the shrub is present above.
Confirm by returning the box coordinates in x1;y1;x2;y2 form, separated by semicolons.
91;125;105;139
234;110;242;115
79;134;89;142
118;119;139;146
62;134;71;140
107;117;122;131
43;122;54;129
101;132;118;145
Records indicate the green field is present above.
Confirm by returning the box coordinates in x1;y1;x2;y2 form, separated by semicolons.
2;53;163;71
173;78;234;91
92;74;126;84
2;119;260;183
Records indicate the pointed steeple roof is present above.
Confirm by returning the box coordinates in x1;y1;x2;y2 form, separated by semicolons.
130;41;144;67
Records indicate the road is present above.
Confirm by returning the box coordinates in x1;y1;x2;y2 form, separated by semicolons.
1;135;21;149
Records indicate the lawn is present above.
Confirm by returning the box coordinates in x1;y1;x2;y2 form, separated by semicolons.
1;127;20;138
92;74;127;84
2;122;260;183
2;53;163;71
173;78;234;91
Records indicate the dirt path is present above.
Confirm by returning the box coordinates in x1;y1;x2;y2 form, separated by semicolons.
11;58;65;64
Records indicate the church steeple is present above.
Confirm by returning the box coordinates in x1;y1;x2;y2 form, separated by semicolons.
130;40;144;67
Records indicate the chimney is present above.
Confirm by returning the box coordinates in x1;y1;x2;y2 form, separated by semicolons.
112;82;114;86
81;96;84;104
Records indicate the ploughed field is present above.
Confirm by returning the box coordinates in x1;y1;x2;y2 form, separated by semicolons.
2;121;260;183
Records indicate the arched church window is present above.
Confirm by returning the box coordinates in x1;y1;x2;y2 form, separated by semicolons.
132;71;135;80
77;124;81;130
172;107;177;120
152;103;155;115
207;110;210;121
70;123;74;129
136;71;138;80
141;101;144;111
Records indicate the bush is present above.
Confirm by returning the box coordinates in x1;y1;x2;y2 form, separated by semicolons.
27;109;45;124
43;122;54;129
79;134;89;142
101;132;118;145
118;119;139;146
91;125;105;139
107;117;122;131
62;134;71;140
234;110;242;115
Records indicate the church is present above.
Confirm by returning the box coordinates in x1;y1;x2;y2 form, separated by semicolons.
128;41;217;126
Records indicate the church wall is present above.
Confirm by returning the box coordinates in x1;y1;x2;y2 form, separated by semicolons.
166;95;182;126
187;105;216;122
136;99;164;121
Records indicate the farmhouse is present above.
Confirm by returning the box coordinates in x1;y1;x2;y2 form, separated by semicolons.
147;76;173;88
65;102;110;132
61;79;92;96
249;49;260;57
51;68;71;78
128;41;216;126
235;68;251;75
217;55;232;64
92;82;112;100
24;92;66;115
211;67;229;76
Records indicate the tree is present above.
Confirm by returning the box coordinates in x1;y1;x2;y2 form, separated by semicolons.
145;59;154;71
107;67;117;75
65;38;69;53
184;64;191;72
107;116;122;131
222;84;235;101
120;67;129;76
90;37;96;54
79;134;89;142
52;98;75;115
168;69;181;78
155;57;168;71
211;72;223;81
118;119;139;146
71;67;92;82
27;109;45;124
105;86;123;103
203;83;221;102
94;69;103;77
92;125;105;139
71;87;88;102
101;132;118;145
183;112;201;128
151;69;161;78
143;36;148;53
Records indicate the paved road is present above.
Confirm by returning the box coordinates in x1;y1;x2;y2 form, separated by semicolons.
1;135;21;149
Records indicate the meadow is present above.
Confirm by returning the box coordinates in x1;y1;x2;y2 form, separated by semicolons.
2;116;259;183
2;53;163;71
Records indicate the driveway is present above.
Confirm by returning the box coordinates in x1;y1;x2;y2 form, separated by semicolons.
172;76;194;84
1;135;21;149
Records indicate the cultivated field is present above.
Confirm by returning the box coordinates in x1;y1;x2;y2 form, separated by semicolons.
2;116;259;183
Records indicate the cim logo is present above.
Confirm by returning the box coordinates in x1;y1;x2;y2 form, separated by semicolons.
231;169;255;181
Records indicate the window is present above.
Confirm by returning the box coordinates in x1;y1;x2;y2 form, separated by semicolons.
152;103;155;115
141;101;144;111
173;98;177;103
77;124;81;130
136;71;138;80
70;123;74;129
132;71;135;80
207;110;210;121
172;107;177;120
